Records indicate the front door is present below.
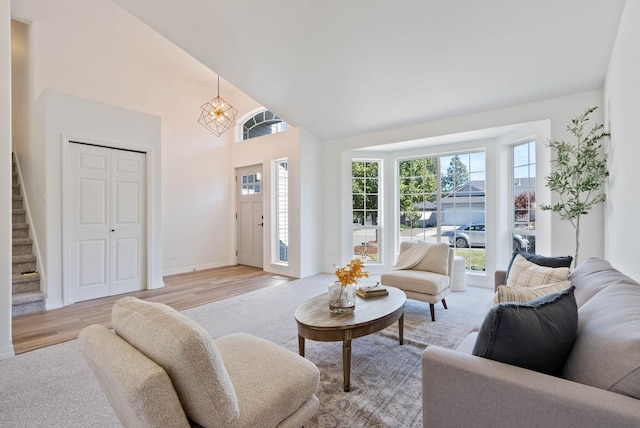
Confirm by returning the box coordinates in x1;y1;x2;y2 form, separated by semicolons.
236;165;264;268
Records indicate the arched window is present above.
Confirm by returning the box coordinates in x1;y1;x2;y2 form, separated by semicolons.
241;109;286;141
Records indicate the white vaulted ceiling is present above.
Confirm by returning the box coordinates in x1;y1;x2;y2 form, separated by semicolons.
111;0;626;141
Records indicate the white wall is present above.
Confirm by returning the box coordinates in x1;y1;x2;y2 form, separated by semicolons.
0;0;14;359
37;90;162;308
604;0;640;281
10;0;262;278
322;90;605;280
299;128;322;277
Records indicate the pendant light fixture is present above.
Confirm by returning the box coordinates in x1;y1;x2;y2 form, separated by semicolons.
198;75;238;137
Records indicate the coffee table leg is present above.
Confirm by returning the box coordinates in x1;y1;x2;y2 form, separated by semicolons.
298;335;305;357
399;311;404;345
343;331;352;392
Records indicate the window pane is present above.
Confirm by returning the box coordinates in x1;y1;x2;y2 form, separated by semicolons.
353;228;378;262
352;194;364;210
365;178;378;193
352;178;365;193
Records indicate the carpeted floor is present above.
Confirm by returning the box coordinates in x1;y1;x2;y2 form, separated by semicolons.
0;274;492;428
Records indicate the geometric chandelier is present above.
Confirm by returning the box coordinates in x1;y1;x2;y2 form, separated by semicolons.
198;75;239;137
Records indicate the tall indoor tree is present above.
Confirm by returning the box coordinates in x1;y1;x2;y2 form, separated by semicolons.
541;107;609;267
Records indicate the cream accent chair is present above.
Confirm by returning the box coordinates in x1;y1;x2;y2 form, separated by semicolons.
380;241;454;321
78;297;320;428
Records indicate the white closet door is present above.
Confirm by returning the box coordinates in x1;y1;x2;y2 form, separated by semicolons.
68;143;146;303
110;149;146;295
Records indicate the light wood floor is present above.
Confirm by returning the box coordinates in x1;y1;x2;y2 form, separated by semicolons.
11;265;294;355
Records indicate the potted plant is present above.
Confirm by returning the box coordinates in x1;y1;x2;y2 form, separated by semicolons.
541;106;609;267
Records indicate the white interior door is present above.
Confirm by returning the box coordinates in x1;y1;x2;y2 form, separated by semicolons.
236;165;264;268
68;143;146;303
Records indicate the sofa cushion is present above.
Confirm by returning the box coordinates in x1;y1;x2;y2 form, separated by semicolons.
562;283;640;399
78;324;191;428
214;332;320;428
380;269;450;296
506;254;570;288
568;257;640;307
112;297;239;428
472;286;578;376
505;251;573;281
492;281;571;305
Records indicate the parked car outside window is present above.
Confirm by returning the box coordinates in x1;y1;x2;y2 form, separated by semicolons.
445;223;529;251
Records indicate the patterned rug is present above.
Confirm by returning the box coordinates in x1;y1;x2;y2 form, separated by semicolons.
283;286;492;428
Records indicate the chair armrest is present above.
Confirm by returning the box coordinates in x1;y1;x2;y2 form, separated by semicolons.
422;346;640;428
494;270;506;290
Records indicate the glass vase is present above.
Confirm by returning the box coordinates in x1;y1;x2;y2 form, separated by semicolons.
328;281;356;314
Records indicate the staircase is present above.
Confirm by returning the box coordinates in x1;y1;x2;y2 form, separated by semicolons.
12;154;46;317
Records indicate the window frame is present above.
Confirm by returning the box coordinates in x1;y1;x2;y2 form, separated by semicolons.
397;150;487;272
273;158;289;265
237;107;286;142
351;159;382;265
511;140;537;253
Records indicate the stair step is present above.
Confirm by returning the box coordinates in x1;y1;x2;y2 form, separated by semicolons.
12;272;40;293
12;172;18;184
12;254;36;275
12;238;33;256
12;196;23;209
12;208;26;222
12;183;20;196
12;223;29;239
12;291;46;317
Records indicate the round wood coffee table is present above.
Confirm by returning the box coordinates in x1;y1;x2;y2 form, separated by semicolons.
294;286;406;392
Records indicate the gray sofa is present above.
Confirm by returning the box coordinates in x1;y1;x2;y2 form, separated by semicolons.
421;257;640;427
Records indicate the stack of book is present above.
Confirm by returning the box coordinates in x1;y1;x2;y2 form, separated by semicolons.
356;283;388;298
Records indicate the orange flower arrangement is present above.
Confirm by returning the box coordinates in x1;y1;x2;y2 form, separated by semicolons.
333;258;369;287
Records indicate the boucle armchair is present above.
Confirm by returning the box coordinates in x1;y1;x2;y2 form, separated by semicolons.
380;241;453;321
79;297;320;428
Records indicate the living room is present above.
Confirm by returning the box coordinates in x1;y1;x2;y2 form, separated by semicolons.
1;0;639;400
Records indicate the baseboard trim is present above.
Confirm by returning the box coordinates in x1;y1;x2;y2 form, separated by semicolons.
148;280;165;290
163;261;233;277
0;344;15;360
46;298;64;310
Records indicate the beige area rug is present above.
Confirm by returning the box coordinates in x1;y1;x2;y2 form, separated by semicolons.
0;274;492;428
281;284;492;428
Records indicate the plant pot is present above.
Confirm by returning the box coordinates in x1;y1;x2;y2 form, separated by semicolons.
328;281;356;314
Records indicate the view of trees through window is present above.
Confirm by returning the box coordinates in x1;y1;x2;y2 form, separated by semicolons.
399;152;486;271
352;160;380;262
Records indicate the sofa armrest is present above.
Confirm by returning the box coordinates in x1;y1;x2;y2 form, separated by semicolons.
422;346;640;428
494;269;506;290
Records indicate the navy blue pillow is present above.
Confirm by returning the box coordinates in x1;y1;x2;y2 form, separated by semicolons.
472;286;577;376
505;251;573;281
